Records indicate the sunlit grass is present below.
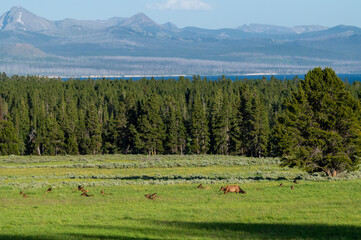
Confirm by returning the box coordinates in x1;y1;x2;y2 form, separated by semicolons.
0;155;360;239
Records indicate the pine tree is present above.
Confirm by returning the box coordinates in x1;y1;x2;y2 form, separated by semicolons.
136;94;165;155
38;116;65;155
229;90;243;155
103;102;131;153
190;95;209;154
240;85;269;157
211;89;231;154
80;103;102;154
0;120;20;155
164;96;187;154
274;68;361;177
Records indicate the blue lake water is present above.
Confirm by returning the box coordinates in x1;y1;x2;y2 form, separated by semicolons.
63;74;361;83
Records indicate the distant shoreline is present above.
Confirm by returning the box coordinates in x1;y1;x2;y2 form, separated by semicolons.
48;73;282;79
49;73;361;83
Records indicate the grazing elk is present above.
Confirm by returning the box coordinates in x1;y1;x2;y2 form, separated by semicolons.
221;185;246;194
279;183;284;187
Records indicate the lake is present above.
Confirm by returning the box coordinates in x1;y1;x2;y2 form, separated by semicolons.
63;74;361;83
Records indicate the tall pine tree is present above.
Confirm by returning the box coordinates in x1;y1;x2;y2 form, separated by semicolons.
136;94;165;155
274;68;361;177
190;95;209;154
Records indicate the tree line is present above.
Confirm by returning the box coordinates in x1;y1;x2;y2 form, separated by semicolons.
0;69;360;166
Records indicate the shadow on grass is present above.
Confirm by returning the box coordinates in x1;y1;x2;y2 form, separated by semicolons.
86;174;288;182
150;220;361;239
2;220;359;239
0;234;147;240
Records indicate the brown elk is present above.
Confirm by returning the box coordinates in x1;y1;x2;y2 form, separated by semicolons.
291;185;294;190
101;190;112;195
279;183;284;187
293;179;298;184
81;192;93;197
20;191;29;198
197;184;210;189
145;193;157;200
221;185;246;194
43;187;52;196
77;185;89;193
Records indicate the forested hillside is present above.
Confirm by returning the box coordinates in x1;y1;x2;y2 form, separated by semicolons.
0;72;360;156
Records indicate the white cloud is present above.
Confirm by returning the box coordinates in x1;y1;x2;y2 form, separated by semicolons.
150;0;212;11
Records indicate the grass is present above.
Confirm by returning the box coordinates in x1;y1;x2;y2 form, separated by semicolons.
0;155;360;239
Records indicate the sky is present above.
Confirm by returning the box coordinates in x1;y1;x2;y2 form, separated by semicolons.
0;0;360;29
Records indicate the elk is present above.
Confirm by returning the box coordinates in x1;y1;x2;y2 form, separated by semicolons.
20;191;29;198
293;179;298;184
77;185;89;193
43;187;52;196
197;184;210;189
44;187;52;194
101;190;112;195
291;185;294;190
279;183;284;187
145;193;157;200
81;192;93;197
221;185;246;194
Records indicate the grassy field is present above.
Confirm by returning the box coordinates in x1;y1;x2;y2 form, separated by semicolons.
0;155;360;240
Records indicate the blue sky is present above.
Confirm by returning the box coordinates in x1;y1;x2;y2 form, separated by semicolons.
1;0;360;29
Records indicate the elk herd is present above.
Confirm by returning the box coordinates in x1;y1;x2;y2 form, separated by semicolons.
18;180;299;199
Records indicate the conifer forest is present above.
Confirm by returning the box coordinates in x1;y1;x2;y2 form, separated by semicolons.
0;68;360;170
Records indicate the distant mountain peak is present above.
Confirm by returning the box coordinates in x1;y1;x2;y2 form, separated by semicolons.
0;6;53;32
9;6;27;12
163;21;178;29
122;12;158;27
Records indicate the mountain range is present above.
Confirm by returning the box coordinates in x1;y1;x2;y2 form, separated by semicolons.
1;6;361;77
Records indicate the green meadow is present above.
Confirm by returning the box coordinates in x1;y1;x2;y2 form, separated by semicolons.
0;155;360;239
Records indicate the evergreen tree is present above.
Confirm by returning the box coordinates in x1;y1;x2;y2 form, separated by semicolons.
240;85;269;157
80;103;102;154
164;96;187;154
0;120;20;155
103;102;130;153
190;95;209;154
274;68;361;177
229;90;243;155
135;94;165;155
211;89;231;154
38;116;65;155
